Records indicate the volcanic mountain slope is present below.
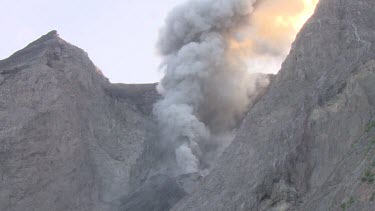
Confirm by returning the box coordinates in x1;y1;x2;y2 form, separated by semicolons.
1;0;375;210
0;29;277;210
0;31;161;211
173;0;375;210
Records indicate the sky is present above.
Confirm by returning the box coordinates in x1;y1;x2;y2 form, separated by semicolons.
0;0;187;83
0;0;317;84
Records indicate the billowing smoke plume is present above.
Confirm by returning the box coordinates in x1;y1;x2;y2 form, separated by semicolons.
154;0;317;175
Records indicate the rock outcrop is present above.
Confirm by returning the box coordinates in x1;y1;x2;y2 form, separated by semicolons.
0;31;159;211
1;0;375;210
173;0;375;210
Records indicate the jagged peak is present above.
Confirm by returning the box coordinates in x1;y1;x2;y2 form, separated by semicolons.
0;30;86;69
26;30;61;47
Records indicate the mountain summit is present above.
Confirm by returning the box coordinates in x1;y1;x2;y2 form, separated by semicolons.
0;30;159;210
1;0;375;210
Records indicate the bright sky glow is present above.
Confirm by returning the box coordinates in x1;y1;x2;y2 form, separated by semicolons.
0;0;317;84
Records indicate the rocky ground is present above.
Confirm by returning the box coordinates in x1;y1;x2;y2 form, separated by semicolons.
0;31;160;210
173;0;375;210
1;0;375;210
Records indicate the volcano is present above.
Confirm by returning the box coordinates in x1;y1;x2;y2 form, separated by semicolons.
1;0;375;210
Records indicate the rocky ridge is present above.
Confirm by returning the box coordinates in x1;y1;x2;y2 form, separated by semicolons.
1;0;375;210
0;31;159;211
173;0;375;210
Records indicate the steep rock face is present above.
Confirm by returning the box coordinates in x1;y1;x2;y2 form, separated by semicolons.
0;31;158;211
174;0;375;210
118;175;187;211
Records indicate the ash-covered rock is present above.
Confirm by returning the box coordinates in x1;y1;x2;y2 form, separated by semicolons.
173;0;375;210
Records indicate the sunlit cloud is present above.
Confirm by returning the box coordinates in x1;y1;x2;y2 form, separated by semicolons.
229;0;319;73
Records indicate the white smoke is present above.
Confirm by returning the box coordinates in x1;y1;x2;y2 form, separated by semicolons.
154;0;271;175
175;143;200;174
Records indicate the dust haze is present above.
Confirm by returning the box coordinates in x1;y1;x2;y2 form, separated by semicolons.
153;0;318;175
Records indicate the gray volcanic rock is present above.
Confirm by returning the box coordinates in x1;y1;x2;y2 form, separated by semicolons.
106;83;159;116
118;175;187;211
0;31;159;211
2;0;375;210
173;0;375;210
0;31;274;211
